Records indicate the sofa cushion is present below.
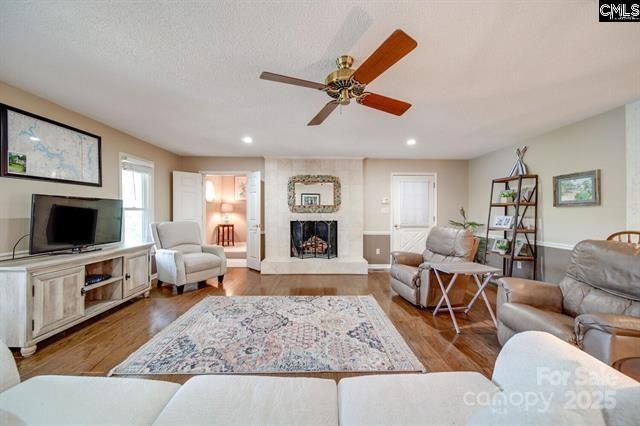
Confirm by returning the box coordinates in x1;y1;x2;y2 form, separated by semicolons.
498;303;576;344
390;264;420;288
153;375;338;426
338;372;499;425
424;227;473;258
183;252;222;274
0;375;179;425
155;221;202;253
492;331;640;426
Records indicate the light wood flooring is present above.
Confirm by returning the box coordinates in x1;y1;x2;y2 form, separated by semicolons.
14;268;501;384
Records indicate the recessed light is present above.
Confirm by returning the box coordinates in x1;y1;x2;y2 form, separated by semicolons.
30;136;41;141
242;136;253;144
406;138;417;146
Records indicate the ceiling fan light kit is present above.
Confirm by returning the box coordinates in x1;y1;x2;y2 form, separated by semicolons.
259;29;417;126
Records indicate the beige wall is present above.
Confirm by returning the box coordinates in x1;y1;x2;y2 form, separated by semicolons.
180;156;264;174
204;175;247;244
0;81;181;254
468;107;627;247
363;159;470;231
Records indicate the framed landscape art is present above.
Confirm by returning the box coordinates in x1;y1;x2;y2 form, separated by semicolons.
0;104;102;186
553;170;600;207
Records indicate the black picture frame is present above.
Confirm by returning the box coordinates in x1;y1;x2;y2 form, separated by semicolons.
0;103;102;187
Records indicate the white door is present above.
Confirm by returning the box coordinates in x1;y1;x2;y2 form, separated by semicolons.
172;171;204;240
391;174;436;253
246;171;262;270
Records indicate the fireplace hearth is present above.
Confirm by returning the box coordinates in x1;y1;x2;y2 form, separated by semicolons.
290;220;337;259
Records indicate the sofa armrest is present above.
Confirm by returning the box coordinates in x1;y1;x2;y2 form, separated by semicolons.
390;251;423;267
0;340;20;392
497;278;563;314
202;244;226;260
575;313;640;339
155;249;186;285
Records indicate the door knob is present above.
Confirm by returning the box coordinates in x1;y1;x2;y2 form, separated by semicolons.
394;224;400;229
125;273;131;280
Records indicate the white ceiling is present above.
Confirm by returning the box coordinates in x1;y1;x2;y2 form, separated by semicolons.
1;1;639;159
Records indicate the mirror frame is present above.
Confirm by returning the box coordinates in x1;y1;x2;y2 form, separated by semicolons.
288;174;341;213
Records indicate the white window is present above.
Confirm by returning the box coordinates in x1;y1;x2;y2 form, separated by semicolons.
119;153;154;244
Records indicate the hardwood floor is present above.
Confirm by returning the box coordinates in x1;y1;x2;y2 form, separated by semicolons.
14;268;501;384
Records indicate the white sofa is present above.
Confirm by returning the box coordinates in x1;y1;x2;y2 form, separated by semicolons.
1;332;638;425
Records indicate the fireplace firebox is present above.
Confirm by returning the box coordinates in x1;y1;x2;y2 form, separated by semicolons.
290;220;337;259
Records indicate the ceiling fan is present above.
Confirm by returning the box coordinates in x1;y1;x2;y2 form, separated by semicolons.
260;29;417;126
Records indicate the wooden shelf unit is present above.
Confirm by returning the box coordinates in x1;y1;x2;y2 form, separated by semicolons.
484;174;539;279
0;243;153;357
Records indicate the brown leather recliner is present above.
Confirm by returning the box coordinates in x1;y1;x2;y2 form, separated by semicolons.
497;239;640;366
390;227;479;308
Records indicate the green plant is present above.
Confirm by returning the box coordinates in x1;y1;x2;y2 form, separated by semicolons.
496;240;510;251
448;207;483;233
499;190;516;199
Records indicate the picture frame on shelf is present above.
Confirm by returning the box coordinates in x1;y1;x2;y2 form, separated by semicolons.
491;238;510;255
519;186;534;202
493;215;514;229
513;239;526;257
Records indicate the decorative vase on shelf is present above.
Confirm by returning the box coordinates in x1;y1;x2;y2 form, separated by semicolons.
500;196;512;203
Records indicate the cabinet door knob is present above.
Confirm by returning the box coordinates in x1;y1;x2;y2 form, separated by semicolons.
125;273;131;280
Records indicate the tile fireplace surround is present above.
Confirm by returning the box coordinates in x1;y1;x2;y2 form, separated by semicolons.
262;158;368;274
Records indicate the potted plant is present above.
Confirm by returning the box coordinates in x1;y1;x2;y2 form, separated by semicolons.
495;239;510;255
448;207;483;233
449;207;486;262
499;190;516;203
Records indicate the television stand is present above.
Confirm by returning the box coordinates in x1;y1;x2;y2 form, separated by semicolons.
0;242;153;357
49;247;103;255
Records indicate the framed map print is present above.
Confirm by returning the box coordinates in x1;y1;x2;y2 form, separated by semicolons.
1;104;102;186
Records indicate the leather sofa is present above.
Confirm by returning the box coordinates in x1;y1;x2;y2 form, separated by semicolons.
497;239;640;367
1;332;638;425
150;221;227;294
390;226;479;308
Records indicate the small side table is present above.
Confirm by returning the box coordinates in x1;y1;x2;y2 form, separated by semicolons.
431;262;500;334
217;224;234;246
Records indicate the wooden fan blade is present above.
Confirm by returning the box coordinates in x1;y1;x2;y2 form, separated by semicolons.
260;72;326;90
358;93;411;116
308;101;339;126
352;29;417;85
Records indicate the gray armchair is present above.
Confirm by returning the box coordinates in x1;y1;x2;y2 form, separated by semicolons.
497;239;640;368
150;221;227;294
390;227;478;308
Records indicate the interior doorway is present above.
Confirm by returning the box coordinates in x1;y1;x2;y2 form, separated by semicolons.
204;173;248;267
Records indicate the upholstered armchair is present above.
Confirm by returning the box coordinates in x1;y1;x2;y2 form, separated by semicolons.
497;239;640;367
150;221;227;294
390;227;479;308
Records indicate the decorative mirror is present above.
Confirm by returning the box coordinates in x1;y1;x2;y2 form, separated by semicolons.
288;175;341;213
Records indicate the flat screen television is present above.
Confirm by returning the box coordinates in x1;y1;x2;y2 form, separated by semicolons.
30;194;123;254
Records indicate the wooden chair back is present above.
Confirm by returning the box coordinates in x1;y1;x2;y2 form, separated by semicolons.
607;231;640;244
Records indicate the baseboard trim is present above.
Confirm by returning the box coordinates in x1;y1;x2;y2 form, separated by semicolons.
227;258;247;267
368;263;391;270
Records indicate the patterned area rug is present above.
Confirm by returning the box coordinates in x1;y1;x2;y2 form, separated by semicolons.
109;295;425;375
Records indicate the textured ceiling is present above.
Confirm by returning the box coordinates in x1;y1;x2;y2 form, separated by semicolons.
1;1;639;159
